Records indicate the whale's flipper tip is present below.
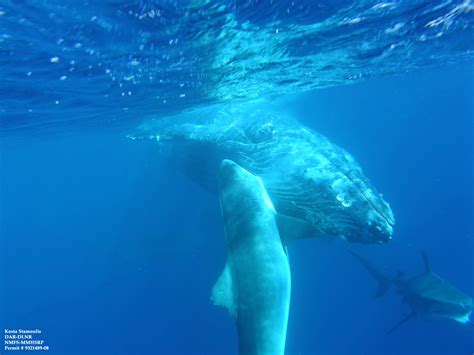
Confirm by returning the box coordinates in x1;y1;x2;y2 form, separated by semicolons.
211;264;236;320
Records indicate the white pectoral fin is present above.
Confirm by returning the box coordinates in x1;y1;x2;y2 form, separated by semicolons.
211;263;236;320
277;213;319;243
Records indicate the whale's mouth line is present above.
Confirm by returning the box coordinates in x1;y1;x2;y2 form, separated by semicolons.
342;178;394;240
319;148;394;237
331;162;394;233
340;179;394;237
365;195;394;227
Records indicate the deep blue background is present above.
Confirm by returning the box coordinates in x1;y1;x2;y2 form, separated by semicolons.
1;63;473;354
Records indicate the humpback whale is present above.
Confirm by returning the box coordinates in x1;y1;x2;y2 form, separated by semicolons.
212;159;291;355
129;100;395;244
350;251;473;333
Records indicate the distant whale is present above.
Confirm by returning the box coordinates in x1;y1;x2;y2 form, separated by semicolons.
350;251;473;333
212;159;291;355
129;100;395;244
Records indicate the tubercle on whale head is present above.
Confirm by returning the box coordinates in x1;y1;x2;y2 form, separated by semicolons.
341;205;394;244
321;183;395;244
301;159;395;244
327;189;395;244
363;197;395;244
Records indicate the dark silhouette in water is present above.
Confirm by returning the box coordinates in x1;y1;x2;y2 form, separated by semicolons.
350;251;473;334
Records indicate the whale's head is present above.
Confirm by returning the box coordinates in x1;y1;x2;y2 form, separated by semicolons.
219;159;276;239
332;178;395;244
264;136;395;244
293;157;395;244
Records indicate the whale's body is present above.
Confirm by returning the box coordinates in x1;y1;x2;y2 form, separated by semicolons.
212;159;291;355
129;101;394;244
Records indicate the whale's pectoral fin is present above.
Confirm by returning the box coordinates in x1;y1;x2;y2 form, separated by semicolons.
211;263;236;320
277;214;320;243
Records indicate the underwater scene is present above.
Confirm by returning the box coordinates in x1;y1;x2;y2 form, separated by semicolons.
0;1;473;354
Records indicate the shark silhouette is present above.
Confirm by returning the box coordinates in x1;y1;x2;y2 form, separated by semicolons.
350;251;473;334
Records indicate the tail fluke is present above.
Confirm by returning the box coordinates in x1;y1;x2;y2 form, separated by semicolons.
349;250;392;298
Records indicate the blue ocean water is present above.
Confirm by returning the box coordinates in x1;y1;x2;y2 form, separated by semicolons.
1;1;473;355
